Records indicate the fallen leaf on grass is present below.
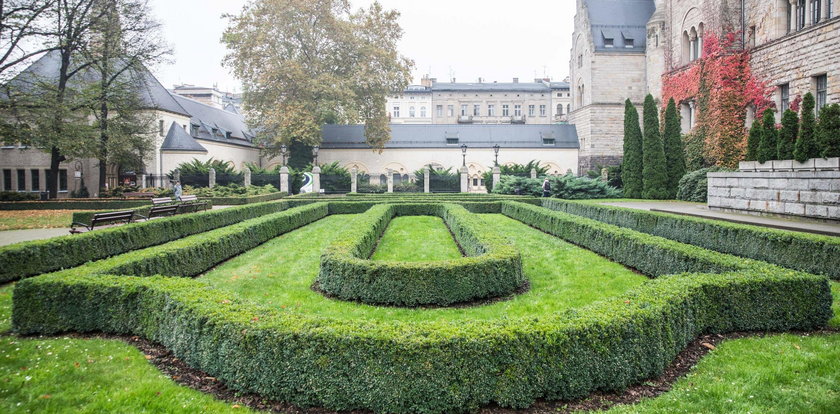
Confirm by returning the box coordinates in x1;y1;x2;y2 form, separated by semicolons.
701;342;716;350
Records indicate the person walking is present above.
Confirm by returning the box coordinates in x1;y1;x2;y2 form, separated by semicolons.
173;181;183;201
542;178;551;198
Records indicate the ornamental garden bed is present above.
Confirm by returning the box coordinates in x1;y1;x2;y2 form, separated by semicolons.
4;198;834;413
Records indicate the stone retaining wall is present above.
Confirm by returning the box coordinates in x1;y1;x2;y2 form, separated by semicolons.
708;158;840;221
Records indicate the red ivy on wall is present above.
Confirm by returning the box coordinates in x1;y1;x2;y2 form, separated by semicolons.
662;32;773;168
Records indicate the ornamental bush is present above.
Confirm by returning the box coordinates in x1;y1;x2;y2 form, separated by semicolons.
817;103;840;158
491;175;543;197
546;174;621;199
622;99;644;198
676;167;731;202
794;93;820;162
777;109;799;160
757;109;778;163
663;98;686;198
641;95;669;199
746;119;762;161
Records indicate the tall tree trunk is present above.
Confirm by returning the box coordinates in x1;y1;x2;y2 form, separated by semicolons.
48;146;65;198
98;97;108;191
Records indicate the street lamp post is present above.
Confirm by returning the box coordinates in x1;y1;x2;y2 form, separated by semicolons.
461;144;467;166
312;145;320;165
280;144;288;166
493;144;500;166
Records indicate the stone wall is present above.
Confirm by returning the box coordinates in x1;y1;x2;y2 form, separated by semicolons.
708;158;840;221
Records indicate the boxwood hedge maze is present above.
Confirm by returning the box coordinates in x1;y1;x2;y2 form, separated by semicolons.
2;194;836;413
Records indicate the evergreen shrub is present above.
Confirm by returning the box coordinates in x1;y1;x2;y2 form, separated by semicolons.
676;167;731;202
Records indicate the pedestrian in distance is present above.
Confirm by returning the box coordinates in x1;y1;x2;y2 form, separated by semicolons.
542;178;551;197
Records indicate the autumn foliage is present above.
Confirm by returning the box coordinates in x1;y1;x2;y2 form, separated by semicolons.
662;33;773;168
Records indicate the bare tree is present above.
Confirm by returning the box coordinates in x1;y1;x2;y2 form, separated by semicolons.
0;0;56;81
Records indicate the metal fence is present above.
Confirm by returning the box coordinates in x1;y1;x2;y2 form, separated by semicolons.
321;174;351;194
429;174;460;193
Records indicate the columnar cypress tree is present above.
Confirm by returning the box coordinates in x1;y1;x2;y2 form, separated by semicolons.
663;98;685;198
777;109;799;160
746;119;762;161
794;92;819;162
621;99;644;198
818;104;840;158
756;109;777;163
641;94;669;199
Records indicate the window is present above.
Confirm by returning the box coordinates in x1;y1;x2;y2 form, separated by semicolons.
502;104;509;116
420;106;426;118
30;169;39;191
17;169;25;191
811;0;822;24
604;38;614;48
393;106;400;118
190;124;199;136
557;104;563;115
446;137;459;145
159;120;165;137
514;104;522;116
816;74;828;111
748;26;756;48
436;105;443;117
460;104;468;116
567;104;571;114
624;38;634;48
577;54;583;68
543;138;556;146
528;105;535;117
829;0;834;18
798;0;806;30
2;170;10;191
447;105;454;117
539;105;546;117
780;83;790;112
409;106;416;118
473;104;481;116
488;104;495;117
59;169;68;192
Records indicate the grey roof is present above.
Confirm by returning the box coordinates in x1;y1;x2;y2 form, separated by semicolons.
320;124;579;149
172;95;255;147
5;51;190;117
550;82;570;89
431;82;551;93
584;0;655;53
161;122;207;152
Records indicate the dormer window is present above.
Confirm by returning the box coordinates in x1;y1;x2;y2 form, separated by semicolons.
543;138;556;146
225;131;232;139
446;137;459;145
604;38;614;47
624;38;634;48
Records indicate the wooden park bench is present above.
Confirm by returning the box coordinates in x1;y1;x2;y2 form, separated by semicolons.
152;197;175;206
177;194;209;213
70;210;136;234
136;204;179;220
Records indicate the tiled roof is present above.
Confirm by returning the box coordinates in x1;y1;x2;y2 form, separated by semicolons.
161;122;207;152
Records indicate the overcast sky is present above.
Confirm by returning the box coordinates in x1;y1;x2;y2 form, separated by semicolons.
148;0;576;93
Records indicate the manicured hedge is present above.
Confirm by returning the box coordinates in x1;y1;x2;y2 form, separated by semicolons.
318;203;524;306
540;199;840;279
13;267;830;413
0;200;294;283
0;199;152;210
69;199;217;224
207;191;287;205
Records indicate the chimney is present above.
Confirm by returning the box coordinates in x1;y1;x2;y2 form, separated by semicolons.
451;77;456;83
429;77;437;86
420;74;432;87
478;77;483;83
513;77;519;83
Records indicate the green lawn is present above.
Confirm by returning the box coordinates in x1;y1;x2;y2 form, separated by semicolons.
831;281;840;329
199;213;648;322
0;210;81;230
371;216;462;262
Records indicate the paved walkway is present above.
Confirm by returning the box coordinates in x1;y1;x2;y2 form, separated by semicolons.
600;201;840;237
0;228;68;247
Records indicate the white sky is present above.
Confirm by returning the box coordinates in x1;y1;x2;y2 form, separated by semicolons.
148;0;576;93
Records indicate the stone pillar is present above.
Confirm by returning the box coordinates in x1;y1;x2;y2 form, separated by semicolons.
140;174;147;189
279;166;290;193
243;168;252;187
424;167;430;193
386;170;394;193
312;166;321;195
208;168;216;189
600;168;609;181
790;0;798;32
530;168;537;179
350;168;358;193
460;165;469;193
492;166;501;190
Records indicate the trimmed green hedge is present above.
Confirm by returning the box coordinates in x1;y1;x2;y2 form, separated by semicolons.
318;204;524;306
0;200;293;283
540;199;840;280
9;200;833;413
207;191;287;205
0;199;152;210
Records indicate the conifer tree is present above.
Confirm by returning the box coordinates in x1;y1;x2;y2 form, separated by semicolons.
818;104;840;158
641;94;669;199
746;119;762;161
621;99;643;198
794;92;819;162
777;109;799;160
757;109;777;163
663;98;685;198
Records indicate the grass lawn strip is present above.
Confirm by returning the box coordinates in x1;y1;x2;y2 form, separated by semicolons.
0;210;83;230
371;216;462;262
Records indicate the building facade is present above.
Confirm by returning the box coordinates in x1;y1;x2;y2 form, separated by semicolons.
570;0;839;173
387;77;571;126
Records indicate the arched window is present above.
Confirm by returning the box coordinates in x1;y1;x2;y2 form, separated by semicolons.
689;27;699;61
681;31;691;64
420;106;427;118
556;104;563;115
409;106;416;118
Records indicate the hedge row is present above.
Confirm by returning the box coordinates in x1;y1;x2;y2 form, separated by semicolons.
0;199;152;210
501;202;759;277
69;200;217;225
540;199;840;279
0;200;294;283
207;191;287;205
14;266;830;413
317;203;524;306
